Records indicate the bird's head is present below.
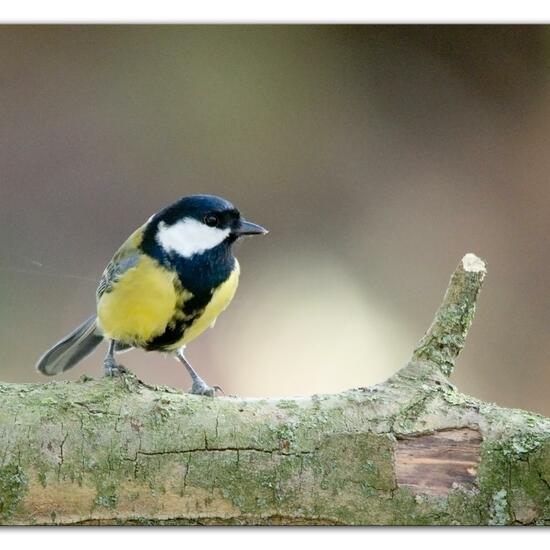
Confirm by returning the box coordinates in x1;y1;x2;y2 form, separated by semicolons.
143;195;267;260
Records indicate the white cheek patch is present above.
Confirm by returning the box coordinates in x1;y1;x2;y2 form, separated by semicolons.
156;218;230;258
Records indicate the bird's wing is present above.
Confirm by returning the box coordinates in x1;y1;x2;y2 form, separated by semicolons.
96;253;140;299
96;226;145;301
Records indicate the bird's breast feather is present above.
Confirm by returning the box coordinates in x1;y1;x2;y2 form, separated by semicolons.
97;255;187;345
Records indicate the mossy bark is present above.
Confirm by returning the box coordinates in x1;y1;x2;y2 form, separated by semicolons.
1;254;549;525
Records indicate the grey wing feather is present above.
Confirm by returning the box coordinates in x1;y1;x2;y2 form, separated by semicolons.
36;315;103;375
96;252;140;300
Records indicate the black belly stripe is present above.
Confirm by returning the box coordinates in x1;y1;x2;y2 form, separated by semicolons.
144;291;213;351
143;319;186;351
139;233;236;352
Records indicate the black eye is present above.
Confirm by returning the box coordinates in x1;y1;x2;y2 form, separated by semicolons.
204;214;218;227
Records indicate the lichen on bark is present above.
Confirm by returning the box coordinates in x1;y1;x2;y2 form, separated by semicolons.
0;253;549;525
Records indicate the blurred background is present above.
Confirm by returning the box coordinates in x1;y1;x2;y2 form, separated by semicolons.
0;25;549;414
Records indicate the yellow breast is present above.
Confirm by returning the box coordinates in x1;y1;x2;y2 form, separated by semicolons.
97;254;240;351
171;261;240;350
97;255;181;346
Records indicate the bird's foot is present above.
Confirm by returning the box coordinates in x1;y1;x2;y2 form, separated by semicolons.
189;379;223;397
103;358;127;378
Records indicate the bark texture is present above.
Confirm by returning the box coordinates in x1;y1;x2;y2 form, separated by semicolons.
1;253;549;525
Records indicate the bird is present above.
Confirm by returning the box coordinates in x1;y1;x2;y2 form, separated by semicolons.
36;194;267;396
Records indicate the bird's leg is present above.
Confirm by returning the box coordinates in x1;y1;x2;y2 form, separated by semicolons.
176;349;222;397
103;339;127;377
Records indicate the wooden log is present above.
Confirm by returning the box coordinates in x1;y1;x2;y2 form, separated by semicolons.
0;254;549;525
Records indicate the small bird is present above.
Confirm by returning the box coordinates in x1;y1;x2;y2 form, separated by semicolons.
36;195;267;395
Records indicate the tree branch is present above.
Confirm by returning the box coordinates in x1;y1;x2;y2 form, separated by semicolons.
411;252;486;377
0;253;549;525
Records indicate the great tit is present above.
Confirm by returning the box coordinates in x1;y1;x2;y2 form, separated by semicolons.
36;195;267;396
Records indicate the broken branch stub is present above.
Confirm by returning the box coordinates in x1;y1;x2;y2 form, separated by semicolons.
412;253;487;377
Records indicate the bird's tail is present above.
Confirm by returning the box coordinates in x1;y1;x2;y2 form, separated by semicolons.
36;315;103;375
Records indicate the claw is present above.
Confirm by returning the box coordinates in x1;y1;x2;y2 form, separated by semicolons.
103;340;128;378
189;381;223;397
177;349;222;397
103;360;127;378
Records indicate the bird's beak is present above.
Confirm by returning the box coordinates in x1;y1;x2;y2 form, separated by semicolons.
235;219;268;236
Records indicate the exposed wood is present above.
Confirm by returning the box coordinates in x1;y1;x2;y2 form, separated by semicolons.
395;428;482;496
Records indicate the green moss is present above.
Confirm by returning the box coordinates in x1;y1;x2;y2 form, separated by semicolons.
95;494;118;509
39;397;58;406
488;489;509;525
276;400;300;411
503;432;545;459
272;422;298;448
93;481;119;510
445;489;483;525
0;463;27;520
37;470;47;488
473;433;550;525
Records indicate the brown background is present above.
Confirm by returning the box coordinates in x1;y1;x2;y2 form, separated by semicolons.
0;26;548;414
